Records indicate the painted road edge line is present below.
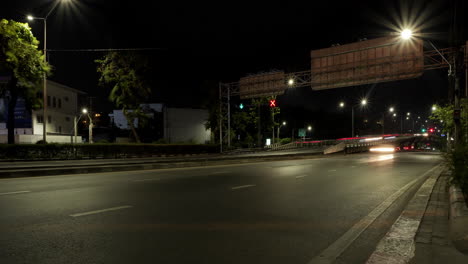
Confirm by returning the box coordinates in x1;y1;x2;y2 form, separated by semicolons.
295;175;307;179
231;184;256;190
0;190;31;196
70;205;133;217
307;164;441;264
366;164;443;264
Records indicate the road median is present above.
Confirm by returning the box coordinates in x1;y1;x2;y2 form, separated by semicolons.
0;150;325;178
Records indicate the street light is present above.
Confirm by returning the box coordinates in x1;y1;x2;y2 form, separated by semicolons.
339;99;367;137
277;121;287;140
389;107;394;112
288;78;294;86
400;29;413;40
407;112;410;116
27;0;70;143
307;126;312;131
80;108;93;143
432;105;437;111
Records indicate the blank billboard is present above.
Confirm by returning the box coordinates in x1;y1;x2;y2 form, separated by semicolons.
239;71;285;99
311;36;423;90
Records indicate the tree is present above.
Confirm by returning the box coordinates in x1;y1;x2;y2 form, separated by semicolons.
0;19;50;144
96;52;151;143
430;98;468;144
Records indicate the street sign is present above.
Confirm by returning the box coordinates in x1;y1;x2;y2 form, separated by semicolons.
298;128;306;137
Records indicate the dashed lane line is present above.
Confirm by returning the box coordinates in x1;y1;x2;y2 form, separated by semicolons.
0;190;31;196
70;205;133;217
231;185;256;190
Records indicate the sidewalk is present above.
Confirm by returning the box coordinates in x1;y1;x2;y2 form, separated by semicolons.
410;172;468;263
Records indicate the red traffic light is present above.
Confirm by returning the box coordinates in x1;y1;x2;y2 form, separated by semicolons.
269;99;276;107
429;128;434;133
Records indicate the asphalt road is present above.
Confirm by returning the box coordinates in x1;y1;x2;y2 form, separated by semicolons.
0;152;442;264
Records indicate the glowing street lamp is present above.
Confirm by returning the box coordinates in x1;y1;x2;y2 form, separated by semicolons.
27;0;72;143
432;105;437;111
339;99;368;137
389;107;394;113
288;78;294;86
400;29;413;40
307;126;312;131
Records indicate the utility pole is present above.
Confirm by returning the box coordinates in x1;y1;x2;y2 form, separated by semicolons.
218;82;222;153
257;102;261;147
227;85;231;149
351;106;354;137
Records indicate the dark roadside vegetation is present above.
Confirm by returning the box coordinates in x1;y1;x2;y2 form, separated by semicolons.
0;143;219;160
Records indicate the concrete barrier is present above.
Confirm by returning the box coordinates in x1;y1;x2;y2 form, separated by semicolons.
324;142;346;154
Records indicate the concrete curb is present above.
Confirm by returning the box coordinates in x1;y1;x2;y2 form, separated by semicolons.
448;178;468;254
366;164;443;264
0;151;326;179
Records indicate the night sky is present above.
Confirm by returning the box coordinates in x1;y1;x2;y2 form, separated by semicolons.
1;0;466;138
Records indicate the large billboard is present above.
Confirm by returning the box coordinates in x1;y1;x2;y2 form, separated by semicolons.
310;36;424;90
239;71;286;99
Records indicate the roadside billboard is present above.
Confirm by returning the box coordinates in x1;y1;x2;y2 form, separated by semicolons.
311;36;423;90
239;71;285;99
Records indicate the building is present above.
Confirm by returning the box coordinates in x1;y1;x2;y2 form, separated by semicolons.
0;80;86;143
109;104;211;144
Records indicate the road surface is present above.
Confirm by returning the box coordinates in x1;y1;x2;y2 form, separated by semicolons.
0;152;442;264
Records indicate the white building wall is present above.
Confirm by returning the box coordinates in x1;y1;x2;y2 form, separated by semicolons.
0;134;82;144
164;108;211;144
32;80;82;136
0;80;85;143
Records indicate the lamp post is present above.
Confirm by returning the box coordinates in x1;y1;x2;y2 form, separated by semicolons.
277;121;286;141
400;29;460;144
340;99;367;137
81;108;93;143
27;0;69;143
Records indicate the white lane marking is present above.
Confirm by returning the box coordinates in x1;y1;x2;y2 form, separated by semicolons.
295;175;307;179
132;178;160;182
70;205;132;217
366;165;442;264
0;190;31;196
328;169;337;172
231;184;256;190
209;171;230;175
307;164;441;264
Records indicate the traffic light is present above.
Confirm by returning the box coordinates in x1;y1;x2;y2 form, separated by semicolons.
428;128;434;133
239;103;244;110
269;99;276;108
421;128;426;133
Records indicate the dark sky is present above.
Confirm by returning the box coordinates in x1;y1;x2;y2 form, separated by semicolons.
1;0;466;137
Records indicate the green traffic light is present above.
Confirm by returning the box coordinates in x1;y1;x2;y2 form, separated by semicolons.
239;103;244;110
421;128;426;132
